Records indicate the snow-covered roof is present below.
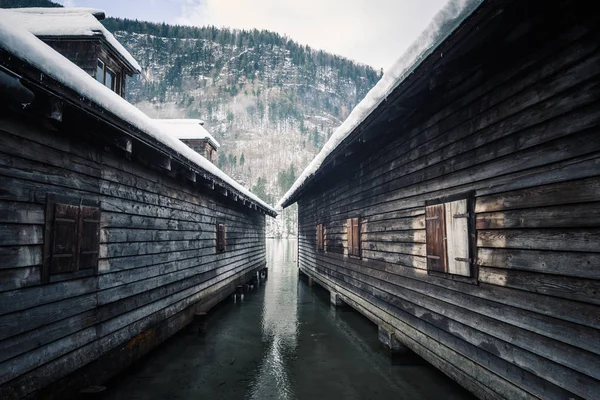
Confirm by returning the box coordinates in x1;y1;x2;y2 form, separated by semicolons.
8;7;106;19
7;8;141;73
277;0;483;209
0;10;275;216
154;119;221;149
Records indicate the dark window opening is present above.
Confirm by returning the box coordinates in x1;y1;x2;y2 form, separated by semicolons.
217;223;226;253
96;59;120;95
105;67;116;91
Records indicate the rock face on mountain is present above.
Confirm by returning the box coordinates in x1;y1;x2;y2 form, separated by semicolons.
2;0;380;236
105;20;380;236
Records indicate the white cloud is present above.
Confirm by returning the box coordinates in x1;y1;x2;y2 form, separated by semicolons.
59;0;76;7
176;0;448;70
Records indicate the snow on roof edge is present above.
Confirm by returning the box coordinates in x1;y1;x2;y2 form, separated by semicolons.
11;7;106;19
99;26;142;73
154;119;221;148
9;8;141;73
276;0;483;209
0;11;274;216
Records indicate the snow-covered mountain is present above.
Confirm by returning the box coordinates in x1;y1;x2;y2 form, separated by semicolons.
2;1;381;236
106;20;380;236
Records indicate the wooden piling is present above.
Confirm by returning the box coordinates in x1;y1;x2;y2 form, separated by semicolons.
195;312;207;334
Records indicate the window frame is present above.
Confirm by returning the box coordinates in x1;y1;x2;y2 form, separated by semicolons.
105;66;117;91
96;59;105;84
42;194;100;283
96;59;121;95
346;217;361;259
425;191;477;284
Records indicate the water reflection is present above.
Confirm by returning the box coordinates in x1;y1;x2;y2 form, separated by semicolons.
248;239;298;400
99;239;474;400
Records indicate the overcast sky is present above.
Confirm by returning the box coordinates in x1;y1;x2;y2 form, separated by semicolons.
57;0;448;70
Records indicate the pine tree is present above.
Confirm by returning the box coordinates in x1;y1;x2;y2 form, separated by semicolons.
217;152;227;169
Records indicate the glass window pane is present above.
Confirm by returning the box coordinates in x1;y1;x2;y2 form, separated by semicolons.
96;60;104;83
105;69;115;91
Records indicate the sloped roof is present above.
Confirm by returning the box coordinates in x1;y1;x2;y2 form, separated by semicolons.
7;7;141;73
0;9;275;216
154;119;221;149
277;0;483;209
8;7;106;19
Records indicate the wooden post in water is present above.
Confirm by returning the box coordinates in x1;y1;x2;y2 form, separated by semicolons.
330;292;344;307
378;325;421;365
195;312;207;334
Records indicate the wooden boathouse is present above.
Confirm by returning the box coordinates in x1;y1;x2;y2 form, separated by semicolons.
0;8;275;400
278;0;600;399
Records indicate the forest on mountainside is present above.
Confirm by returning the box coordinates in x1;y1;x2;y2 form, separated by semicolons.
2;0;381;236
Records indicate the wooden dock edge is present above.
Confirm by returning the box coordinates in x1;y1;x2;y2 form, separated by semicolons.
26;265;264;400
298;265;502;400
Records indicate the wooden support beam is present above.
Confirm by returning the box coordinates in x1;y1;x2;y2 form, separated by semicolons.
158;156;171;171
186;169;196;183
0;69;35;106
49;98;63;122
114;136;132;153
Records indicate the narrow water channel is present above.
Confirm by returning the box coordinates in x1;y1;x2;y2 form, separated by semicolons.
98;239;474;400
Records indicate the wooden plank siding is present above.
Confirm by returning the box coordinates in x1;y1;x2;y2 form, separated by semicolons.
0;115;266;399
294;4;600;399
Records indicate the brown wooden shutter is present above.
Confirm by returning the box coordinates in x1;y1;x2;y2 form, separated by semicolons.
217;223;225;252
223;225;227;250
426;204;447;272
79;206;100;270
445;199;471;276
347;218;353;256
352;218;360;257
51;203;79;273
316;224;321;251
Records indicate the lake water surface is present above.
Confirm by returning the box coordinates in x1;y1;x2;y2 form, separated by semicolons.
99;238;474;400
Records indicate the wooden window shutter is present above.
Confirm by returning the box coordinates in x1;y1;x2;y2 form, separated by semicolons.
347;218;353;256
51;203;80;274
79;206;100;270
445;199;471;276
315;224;319;250
217;223;226;252
352;218;360;257
425;204;447;272
316;224;322;251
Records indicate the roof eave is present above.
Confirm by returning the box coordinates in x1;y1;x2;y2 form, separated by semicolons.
278;0;491;209
37;34;140;75
0;52;275;217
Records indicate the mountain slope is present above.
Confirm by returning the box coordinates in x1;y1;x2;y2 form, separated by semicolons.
2;0;381;236
106;19;380;201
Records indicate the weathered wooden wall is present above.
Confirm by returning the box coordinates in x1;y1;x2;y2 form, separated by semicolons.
43;39;129;96
43;39;99;77
296;3;600;399
0;114;266;399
